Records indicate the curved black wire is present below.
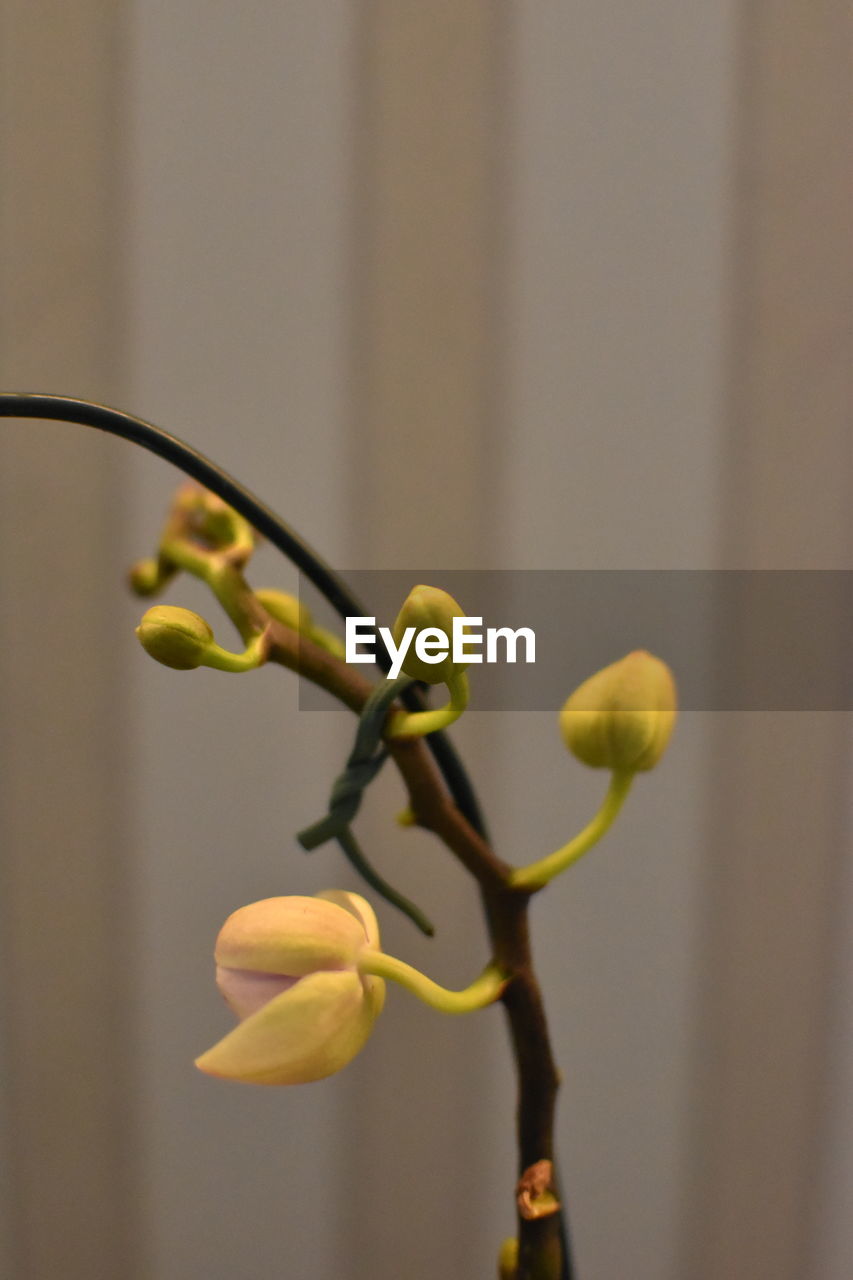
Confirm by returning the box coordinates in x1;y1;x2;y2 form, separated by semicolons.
0;393;488;841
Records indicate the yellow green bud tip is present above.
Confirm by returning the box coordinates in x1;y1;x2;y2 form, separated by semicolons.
498;1237;519;1280
128;557;172;597
136;605;267;673
392;584;469;685
560;650;677;772
178;485;255;554
255;588;313;633
136;605;214;669
255;589;346;659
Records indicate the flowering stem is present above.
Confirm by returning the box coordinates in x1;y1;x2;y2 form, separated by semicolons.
510;770;634;892
359;951;507;1013
2;392;574;1280
0;392;490;843
202;629;269;673
388;670;470;739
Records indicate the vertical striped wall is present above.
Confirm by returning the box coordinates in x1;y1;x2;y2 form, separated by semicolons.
0;4;851;1279
0;4;137;1278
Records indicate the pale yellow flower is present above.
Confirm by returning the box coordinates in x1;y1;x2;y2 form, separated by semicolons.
195;891;385;1085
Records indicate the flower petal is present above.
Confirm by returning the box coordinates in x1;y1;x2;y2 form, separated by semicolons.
316;890;385;1016
315;890;381;952
195;969;384;1085
215;967;299;1020
214;896;366;976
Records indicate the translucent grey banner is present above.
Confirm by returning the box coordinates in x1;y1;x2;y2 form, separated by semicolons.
297;571;853;711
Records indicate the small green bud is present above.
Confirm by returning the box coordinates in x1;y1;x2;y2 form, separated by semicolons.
560;650;676;772
498;1237;519;1279
255;588;313;633
391;584;468;685
128;557;174;597
136;605;214;670
256;588;345;659
197;497;240;546
177;484;254;555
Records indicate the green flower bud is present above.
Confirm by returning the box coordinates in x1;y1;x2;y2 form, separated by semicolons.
255;587;313;632
391;584;468;685
498;1237;519;1279
128;556;175;597
255;588;345;659
136;605;214;670
178;484;254;555
197;497;240;547
560;650;676;772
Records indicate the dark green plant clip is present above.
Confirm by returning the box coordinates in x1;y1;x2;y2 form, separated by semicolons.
297;675;435;936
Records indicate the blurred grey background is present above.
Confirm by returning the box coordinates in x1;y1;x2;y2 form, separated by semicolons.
1;3;851;1279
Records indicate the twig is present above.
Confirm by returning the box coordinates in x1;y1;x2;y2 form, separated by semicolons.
1;392;573;1280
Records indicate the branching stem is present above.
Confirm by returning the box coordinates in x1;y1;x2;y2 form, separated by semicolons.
154;489;572;1278
1;393;576;1280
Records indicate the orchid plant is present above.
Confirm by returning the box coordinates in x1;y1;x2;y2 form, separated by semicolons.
0;393;676;1280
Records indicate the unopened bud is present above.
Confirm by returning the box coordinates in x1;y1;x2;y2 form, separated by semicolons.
392;584;468;685
177;485;254;554
256;588;345;659
136;605;214;670
560;650;676;772
498;1237;519;1279
129;557;174;597
255;588;313;633
195;891;385;1086
197;494;240;546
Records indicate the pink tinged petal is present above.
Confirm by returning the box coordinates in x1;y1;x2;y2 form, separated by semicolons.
214;896;367;976
195;969;385;1085
215;966;300;1020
